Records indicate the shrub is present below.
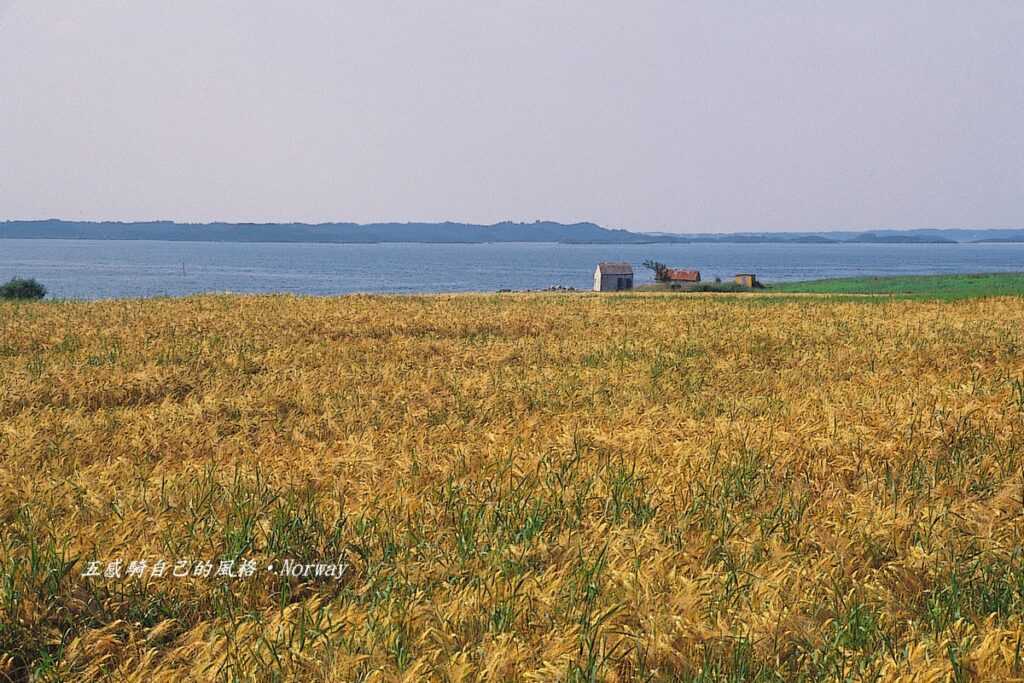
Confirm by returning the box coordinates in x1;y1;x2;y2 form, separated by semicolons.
0;277;47;300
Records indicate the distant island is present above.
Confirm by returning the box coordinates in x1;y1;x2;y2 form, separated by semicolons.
1;220;1023;245
845;232;957;244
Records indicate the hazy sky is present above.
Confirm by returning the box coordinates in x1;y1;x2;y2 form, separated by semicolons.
1;2;1021;232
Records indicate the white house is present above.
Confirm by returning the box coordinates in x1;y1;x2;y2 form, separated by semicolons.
593;262;634;292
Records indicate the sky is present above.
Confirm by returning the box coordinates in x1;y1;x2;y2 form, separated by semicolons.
0;1;1021;233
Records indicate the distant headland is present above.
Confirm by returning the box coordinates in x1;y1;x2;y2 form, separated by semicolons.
1;220;1022;245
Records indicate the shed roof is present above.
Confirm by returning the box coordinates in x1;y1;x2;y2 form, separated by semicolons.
665;269;700;282
596;262;633;275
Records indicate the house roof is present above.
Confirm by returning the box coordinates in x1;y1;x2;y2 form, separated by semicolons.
665;269;700;282
596;262;633;275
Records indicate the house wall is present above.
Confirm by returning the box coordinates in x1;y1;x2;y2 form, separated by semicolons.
596;274;633;291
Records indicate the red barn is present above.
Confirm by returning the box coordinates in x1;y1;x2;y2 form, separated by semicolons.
665;269;701;283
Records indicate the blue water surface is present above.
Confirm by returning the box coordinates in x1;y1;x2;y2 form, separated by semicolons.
1;239;1022;300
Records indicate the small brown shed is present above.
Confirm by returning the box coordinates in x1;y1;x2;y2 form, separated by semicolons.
734;273;757;287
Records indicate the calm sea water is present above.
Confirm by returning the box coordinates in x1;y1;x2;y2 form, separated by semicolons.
1;239;1023;300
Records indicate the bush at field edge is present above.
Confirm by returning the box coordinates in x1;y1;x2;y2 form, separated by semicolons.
0;277;47;300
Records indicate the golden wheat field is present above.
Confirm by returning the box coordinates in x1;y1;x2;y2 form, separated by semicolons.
2;292;1024;682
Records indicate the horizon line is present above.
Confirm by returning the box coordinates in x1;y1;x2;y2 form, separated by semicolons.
3;218;1024;235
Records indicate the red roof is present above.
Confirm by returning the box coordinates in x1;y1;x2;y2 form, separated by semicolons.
665;269;701;282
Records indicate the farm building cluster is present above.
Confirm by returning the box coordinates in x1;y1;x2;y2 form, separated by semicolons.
592;263;759;291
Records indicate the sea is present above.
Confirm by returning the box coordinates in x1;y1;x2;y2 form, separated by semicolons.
1;239;1023;300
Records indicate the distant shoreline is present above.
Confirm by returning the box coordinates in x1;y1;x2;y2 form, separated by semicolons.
3;220;1022;245
0;236;977;245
